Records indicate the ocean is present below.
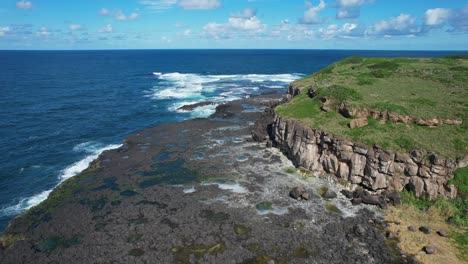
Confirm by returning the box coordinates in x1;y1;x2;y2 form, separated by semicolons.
0;49;465;232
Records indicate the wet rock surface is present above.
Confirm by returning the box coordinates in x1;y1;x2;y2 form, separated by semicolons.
0;93;409;263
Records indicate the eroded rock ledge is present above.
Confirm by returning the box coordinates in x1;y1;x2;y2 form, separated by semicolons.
270;116;458;200
254;84;463;200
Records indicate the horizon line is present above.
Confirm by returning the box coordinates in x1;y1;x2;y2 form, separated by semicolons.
1;48;468;52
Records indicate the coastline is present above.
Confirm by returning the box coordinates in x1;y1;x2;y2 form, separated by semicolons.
0;92;408;263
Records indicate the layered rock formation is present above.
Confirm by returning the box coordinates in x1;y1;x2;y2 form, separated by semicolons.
254;84;463;200
269;116;458;200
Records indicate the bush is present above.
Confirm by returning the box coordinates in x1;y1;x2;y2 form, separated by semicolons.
317;85;362;103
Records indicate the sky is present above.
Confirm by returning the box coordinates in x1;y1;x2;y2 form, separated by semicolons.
0;0;467;50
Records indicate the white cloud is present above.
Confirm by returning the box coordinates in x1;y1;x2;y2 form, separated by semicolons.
69;24;82;31
0;26;10;37
300;0;326;24
318;23;364;39
183;29;192;36
16;1;32;10
335;0;372;19
140;0;219;10
99;24;113;33
366;14;421;36
270;22;315;41
37;27;51;37
100;8;110;15
140;0;177;10
178;0;220;9
203;8;265;39
425;8;450;26
101;9;140;21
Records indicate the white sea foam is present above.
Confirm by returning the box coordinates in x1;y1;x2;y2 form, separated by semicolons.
60;143;121;181
203;182;248;193
149;72;303;115
0;142;121;217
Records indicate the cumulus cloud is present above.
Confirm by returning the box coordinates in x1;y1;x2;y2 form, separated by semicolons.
366;14;421;36
270;21;315;41
335;0;373;19
140;0;219;10
0;26;10;37
69;24;82;31
318;23;365;39
203;7;265;39
114;10;141;21
300;0;326;24
16;1;32;10
99;24;113;33
101;8;140;21
424;8;451;26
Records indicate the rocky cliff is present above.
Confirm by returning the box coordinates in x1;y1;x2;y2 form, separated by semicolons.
253;84;463;200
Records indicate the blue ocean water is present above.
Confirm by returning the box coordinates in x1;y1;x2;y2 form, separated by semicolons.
0;49;465;232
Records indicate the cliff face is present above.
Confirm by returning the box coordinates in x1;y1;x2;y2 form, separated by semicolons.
252;84;461;200
270;116;458;200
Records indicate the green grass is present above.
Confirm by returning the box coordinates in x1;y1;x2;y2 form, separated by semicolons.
276;57;468;158
400;188;467;260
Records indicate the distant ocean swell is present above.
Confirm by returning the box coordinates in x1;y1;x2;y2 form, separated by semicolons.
147;72;304;117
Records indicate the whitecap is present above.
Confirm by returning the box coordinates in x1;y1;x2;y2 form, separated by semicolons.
202;182;248;193
0;143;121;217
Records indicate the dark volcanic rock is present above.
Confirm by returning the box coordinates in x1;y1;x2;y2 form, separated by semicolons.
0;94;412;264
341;189;353;199
322;189;337;199
408;226;416;232
419;226;431;234
386;191;402;206
352;189;387;209
177;101;216;111
289;185;306;200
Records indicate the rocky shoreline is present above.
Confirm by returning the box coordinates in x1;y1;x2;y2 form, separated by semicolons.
252;84;464;201
0;93;414;263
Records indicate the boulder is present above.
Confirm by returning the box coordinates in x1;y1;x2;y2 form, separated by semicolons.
301;192;311;200
349;118;368;129
408;176;425;198
407;226;416;232
322;189;337;199
289;186;306;200
419;226;430;234
386;191;402;206
436;230;448;237
423;246;436;254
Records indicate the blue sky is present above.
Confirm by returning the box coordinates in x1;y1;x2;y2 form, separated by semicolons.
0;0;467;50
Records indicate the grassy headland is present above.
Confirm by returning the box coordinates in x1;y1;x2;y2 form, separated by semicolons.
276;56;468;262
276;56;468;158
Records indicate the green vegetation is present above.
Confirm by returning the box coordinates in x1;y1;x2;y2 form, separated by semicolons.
399;188;467;261
0;234;25;249
276;57;468;158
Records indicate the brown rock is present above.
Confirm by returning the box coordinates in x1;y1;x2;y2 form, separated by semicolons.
423;246;436;254
409;176;425;198
289;186;306;200
301;193;310;200
349;118;368;129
